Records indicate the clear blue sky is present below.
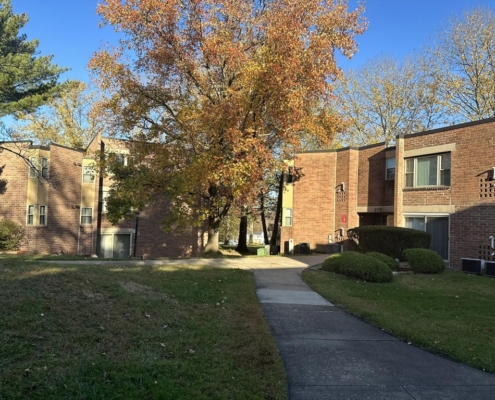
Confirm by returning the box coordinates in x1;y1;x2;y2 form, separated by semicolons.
12;0;495;82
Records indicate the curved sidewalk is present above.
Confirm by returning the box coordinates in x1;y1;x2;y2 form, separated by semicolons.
253;264;495;400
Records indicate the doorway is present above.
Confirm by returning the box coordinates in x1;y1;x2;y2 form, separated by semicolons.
97;233;131;258
405;215;449;260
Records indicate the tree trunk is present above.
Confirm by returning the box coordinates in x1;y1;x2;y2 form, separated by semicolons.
259;193;269;244
204;217;220;253
261;211;269;245
236;214;250;254
270;172;284;246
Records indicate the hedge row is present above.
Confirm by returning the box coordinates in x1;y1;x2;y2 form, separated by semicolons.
347;226;430;261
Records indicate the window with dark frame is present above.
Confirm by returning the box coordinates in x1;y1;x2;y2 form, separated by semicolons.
386;158;395;180
39;206;46;225
41;158;49;178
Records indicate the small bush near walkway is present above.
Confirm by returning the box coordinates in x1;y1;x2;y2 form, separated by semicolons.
303;268;495;373
0;256;287;399
322;252;393;283
403;248;446;274
366;252;399;271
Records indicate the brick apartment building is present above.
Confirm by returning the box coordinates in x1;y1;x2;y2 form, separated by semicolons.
281;117;495;269
0;134;205;258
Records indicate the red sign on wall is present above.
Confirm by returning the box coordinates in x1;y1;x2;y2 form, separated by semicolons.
342;214;347;223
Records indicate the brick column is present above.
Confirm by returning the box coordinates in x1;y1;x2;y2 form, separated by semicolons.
394;136;405;227
347;149;359;230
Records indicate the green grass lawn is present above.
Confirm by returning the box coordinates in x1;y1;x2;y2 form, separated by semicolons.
0;256;287;399
303;267;495;373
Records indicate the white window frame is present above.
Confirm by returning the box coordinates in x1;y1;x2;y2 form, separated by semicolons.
115;154;129;166
39;205;47;226
404;153;451;188
80;208;93;225
82;166;95;183
27;205;34;225
284;208;293;227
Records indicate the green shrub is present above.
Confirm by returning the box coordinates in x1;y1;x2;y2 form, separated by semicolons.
366;252;399;271
0;218;26;251
322;251;393;283
347;226;430;261
403;248;445;274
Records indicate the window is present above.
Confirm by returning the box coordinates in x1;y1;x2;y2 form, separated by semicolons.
404;153;451;187
41;158;49;178
285;167;294;184
27;205;34;225
39;206;47;225
81;208;93;225
285;208;292;226
82;166;95;183
101;190;109;213
29;157;37;178
386;158;395;180
115;154;128;166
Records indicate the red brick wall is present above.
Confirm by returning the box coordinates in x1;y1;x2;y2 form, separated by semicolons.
402;188;452;206
134;197;204;258
357;145;394;208
89;137;205;258
0;144;85;254
32;145;85;254
286;151;336;251
286;118;495;268
0;143;30;227
402;119;495;268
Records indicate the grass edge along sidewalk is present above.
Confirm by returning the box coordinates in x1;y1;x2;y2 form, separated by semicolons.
303;267;495;373
0;256;287;399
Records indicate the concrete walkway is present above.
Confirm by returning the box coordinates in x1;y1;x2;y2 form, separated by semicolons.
45;255;495;398
254;265;495;400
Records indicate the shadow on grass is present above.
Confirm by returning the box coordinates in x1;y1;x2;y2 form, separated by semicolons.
0;259;287;400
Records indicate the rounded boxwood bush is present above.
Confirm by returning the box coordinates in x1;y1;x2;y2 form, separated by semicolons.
366;252;399;271
402;248;446;274
322;251;393;283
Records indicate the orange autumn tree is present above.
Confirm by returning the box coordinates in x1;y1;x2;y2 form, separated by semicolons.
90;0;366;253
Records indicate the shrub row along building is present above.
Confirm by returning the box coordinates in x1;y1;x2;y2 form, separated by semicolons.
281;118;495;269
0;134;205;258
1;118;494;265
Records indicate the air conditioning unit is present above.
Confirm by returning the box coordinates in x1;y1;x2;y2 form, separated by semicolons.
461;258;484;274
485;261;495;277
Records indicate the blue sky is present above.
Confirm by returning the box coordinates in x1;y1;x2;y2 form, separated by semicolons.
11;0;495;82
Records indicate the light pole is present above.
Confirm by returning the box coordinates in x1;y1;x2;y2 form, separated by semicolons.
133;211;140;257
